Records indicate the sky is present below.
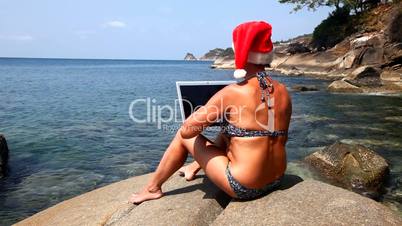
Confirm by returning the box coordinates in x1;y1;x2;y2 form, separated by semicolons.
0;0;333;60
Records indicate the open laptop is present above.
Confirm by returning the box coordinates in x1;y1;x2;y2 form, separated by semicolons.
176;81;236;124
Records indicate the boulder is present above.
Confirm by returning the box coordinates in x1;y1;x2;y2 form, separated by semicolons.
304;141;389;198
348;66;381;80
338;50;359;69
16;172;231;226
287;42;311;55
345;66;382;87
16;173;402;226
0;134;9;177
212;180;402;226
291;85;319;92
360;47;384;65
107;173;230;226
327;80;363;93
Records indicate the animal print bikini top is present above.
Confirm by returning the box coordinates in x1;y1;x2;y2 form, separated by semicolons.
220;71;288;138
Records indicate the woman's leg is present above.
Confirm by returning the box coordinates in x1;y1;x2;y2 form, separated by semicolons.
178;132;228;181
128;131;235;204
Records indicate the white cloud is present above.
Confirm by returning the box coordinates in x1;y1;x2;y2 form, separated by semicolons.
0;34;34;41
103;20;127;28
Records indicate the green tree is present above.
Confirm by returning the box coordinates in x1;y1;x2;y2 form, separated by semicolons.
278;0;381;13
311;7;355;49
278;0;341;12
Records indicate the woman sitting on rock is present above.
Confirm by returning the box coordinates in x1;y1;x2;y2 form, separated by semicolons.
129;21;292;203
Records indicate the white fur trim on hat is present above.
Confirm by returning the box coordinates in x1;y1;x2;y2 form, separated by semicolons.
248;51;274;65
234;69;247;79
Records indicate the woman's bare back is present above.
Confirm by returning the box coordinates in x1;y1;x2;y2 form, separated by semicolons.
220;76;292;188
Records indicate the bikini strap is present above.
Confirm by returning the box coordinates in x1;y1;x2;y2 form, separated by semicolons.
256;71;276;132
256;71;274;103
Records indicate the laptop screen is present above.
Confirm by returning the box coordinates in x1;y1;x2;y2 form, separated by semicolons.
176;81;236;123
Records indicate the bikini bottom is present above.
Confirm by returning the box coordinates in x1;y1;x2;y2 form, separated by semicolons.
225;162;282;200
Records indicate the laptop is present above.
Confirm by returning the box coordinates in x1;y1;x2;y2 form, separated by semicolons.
176;81;236;124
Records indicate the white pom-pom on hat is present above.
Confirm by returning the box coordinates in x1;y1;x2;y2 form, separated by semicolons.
234;69;247;79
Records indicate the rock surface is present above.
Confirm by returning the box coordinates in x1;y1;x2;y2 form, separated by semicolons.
212;180;401;226
16;172;230;226
305;141;389;198
184;53;197;61
105;173;230;226
16;172;402;226
345;66;382;87
15;173;152;226
328;80;363;93
0;134;9;177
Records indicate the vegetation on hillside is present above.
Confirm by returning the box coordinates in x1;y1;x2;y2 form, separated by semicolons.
278;0;400;49
312;7;356;49
279;0;388;14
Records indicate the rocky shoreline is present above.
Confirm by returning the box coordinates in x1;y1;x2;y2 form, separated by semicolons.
16;171;402;226
14;141;402;225
209;3;401;94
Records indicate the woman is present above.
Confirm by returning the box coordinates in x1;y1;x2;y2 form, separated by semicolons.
129;21;292;203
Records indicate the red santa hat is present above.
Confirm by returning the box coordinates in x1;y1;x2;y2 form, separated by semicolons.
232;21;274;79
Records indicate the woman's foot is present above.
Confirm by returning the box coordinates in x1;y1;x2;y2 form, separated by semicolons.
128;187;163;204
178;162;201;181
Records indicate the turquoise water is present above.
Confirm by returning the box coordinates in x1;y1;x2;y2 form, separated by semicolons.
0;58;401;224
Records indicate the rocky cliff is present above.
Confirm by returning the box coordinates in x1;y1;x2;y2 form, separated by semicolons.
200;48;234;61
15;172;402;226
184;53;197;61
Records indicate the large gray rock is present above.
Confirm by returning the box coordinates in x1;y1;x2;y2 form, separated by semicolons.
328;80;363;93
107;172;230;226
212;180;402;226
16;173;152;226
305;142;389;198
17;171;230;226
345;66;382;87
0;134;9;177
338;50;359;69
360;47;384;65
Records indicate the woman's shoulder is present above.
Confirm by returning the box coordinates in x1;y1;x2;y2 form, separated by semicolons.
272;80;289;95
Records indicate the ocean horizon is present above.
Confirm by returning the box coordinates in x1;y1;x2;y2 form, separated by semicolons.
0;57;214;62
0;58;401;224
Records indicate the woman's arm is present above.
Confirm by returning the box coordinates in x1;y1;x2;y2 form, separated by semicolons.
179;87;231;139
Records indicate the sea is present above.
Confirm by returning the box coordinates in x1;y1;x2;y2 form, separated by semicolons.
0;58;401;224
